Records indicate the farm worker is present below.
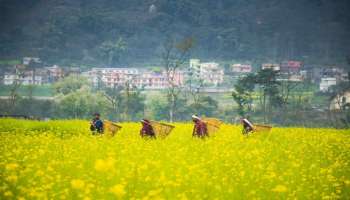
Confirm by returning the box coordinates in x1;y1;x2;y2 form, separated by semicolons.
90;113;104;135
192;115;208;138
140;119;156;138
241;117;254;135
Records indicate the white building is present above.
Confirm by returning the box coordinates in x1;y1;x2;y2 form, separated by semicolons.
137;70;184;89
45;65;64;82
189;59;224;86
262;63;280;71
3;70;47;85
83;68;139;87
232;64;252;73
23;57;41;65
83;68;184;89
320;77;337;92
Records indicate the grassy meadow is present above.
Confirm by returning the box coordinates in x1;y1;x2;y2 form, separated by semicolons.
0;119;349;199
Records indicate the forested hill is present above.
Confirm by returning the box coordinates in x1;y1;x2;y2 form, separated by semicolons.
1;0;350;66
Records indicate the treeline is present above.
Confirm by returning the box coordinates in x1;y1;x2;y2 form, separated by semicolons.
1;0;350;65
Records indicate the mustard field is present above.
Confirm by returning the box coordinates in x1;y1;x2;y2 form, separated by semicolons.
0;119;349;199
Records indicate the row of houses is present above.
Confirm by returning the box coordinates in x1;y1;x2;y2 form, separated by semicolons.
3;65;79;85
1;57;348;92
232;61;349;92
82;68;185;89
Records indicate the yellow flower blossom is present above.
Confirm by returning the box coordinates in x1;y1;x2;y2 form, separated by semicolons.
5;163;19;171
271;185;288;193
71;179;85;190
110;184;126;198
94;157;115;172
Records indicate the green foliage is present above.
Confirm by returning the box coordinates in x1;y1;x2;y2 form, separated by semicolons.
53;75;90;95
99;37;127;66
232;74;255;117
0;85;53;96
0;60;21;65
189;96;218;117
255;69;283;108
56;87;110;119
2;0;350;64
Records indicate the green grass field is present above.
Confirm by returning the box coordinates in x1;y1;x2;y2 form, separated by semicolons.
0;119;349;199
0;85;53;97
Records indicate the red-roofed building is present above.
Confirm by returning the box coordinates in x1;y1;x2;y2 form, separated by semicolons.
281;61;303;73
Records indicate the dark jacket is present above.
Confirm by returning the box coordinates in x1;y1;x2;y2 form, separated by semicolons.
140;123;155;138
90;119;104;134
193;120;208;138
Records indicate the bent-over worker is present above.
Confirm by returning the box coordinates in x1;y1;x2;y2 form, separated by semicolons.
241;118;254;135
192;115;208;138
140;119;156;138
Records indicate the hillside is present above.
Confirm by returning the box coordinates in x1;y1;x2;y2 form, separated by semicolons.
1;0;350;66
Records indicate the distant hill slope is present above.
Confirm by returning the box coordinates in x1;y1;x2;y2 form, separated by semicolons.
0;0;350;66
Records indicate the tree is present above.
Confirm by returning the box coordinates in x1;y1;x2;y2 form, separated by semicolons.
232;73;255;117
9;65;26;110
56;86;110;119
162;36;195;122
185;67;204;110
54;75;111;119
120;80;145;121
255;69;282;123
53;75;89;95
124;87;145;121
189;96;218;117
99;37;127;66
102;85;124;121
99;78;145;121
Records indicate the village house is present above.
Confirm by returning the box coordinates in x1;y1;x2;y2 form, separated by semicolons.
232;64;253;73
45;65;64;83
319;77;337;92
3;69;48;85
137;70;184;89
262;63;280;71
322;67;349;83
277;74;304;82
83;68;184;89
280;60;303;74
22;57;41;65
83;68;139;88
317;67;349;92
189;59;224;86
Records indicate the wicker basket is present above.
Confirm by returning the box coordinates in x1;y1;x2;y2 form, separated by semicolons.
150;121;175;139
202;117;223;135
104;120;122;136
253;124;272;132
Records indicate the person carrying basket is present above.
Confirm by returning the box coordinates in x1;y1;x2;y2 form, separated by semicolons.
140;119;156;138
90;113;104;135
240;117;254;135
192;115;208;138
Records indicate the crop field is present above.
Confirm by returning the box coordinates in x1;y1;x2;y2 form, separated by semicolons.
0;119;349;199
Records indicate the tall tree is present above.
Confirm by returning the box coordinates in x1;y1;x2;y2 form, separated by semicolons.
255;69;282;123
99;37;127;66
162;36;194;122
232;73;256;117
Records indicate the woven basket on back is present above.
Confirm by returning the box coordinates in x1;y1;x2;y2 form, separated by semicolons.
104;120;122;136
253;124;272;132
150;121;175;139
202;117;223;135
